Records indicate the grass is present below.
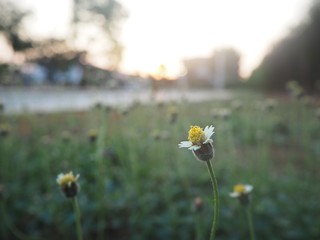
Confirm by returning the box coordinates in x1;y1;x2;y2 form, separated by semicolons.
0;91;320;239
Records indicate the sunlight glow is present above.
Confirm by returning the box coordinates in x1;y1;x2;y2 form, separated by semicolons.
118;0;311;78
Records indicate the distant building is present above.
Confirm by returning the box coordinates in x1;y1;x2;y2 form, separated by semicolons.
2;39;148;88
183;48;240;88
19;50;146;88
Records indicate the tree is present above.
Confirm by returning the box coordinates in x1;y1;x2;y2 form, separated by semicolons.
71;0;127;69
249;0;320;92
0;0;33;52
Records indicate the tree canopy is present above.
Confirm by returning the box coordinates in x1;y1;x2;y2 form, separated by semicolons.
0;0;127;69
0;0;33;51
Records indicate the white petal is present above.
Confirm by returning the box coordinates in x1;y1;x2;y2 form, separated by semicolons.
178;141;192;148
244;185;253;193
229;192;240;198
204;125;215;140
204;138;213;144
189;145;201;151
56;173;64;184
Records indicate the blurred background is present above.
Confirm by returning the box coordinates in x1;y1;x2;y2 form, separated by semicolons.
0;0;319;95
1;0;320;239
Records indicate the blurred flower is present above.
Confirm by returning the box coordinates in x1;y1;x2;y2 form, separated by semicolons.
102;147;120;166
156;101;165;108
193;196;204;212
87;129;98;143
151;129;170;141
211;108;231;120
264;99;277;111
272;119;290;136
0;124;10;138
105;105;113;112
94;102;103;109
0;102;4;112
119;106;130;116
219;108;231;120
56;171;80;198
168;105;178;124
151;129;161;140
0;184;4;200
230;184;253;206
179;125;215;161
61;131;72;142
286;81;304;99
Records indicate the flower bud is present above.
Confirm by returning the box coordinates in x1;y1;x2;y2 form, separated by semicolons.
0;124;10;138
193;197;204;212
193;142;214;161
88;129;98;143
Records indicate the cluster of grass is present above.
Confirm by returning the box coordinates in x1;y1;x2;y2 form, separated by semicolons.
1;91;320;240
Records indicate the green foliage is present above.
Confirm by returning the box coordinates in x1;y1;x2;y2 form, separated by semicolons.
0;93;320;239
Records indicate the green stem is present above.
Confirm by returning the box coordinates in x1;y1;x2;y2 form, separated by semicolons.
73;197;83;240
206;160;219;240
195;212;203;240
246;206;255;240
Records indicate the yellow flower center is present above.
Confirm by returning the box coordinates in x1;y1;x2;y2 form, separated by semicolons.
188;125;204;144
88;129;97;137
234;184;245;194
57;172;78;187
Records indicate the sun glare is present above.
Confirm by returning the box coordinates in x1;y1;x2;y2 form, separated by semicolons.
119;0;310;78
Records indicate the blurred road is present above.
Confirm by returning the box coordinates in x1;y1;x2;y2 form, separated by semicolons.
0;87;232;114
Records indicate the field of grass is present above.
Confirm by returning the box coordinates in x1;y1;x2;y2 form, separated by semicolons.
1;91;320;240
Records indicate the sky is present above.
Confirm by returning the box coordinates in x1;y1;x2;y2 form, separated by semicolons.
7;0;313;78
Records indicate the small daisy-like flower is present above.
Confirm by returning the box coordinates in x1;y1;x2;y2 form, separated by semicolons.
179;125;215;161
87;129;98;143
0;124;10;138
230;184;253;206
57;171;80;198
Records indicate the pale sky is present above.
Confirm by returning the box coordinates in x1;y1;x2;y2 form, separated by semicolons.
7;0;313;78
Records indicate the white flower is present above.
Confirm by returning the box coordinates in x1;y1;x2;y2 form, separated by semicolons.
178;125;215;151
229;184;253;198
56;171;80;187
57;171;80;198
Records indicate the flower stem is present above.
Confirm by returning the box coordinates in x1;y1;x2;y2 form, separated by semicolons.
246;206;255;240
206;160;219;240
73;197;83;240
195;211;203;240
